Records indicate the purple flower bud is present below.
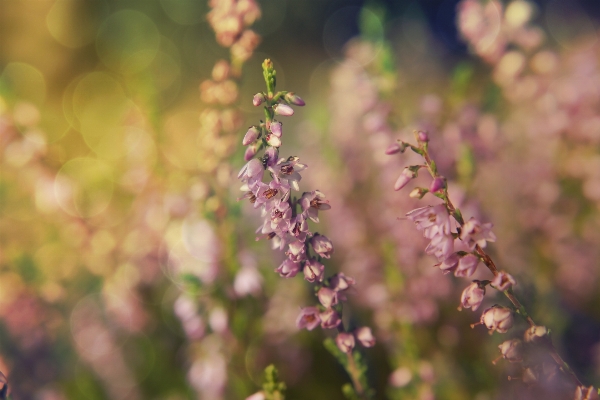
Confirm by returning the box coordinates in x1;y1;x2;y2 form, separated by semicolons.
284;92;305;106
317;287;338;308
417;130;429;142
335;332;355;353
274;103;294;116
385;143;402;155
319;308;341;329
243;126;260;146
266;133;282;147
523;325;548;343
263;147;278;167
244;145;258;161
310;234;334;259
460;281;485;311
394;168;416;191
329;273;355;292
296;307;321;330
498;339;522;362
253;93;265;106
355;326;376;347
480;305;513;333
270;120;282;137
491;271;516;291
303;258;324;282
429;177;445;193
454;254;480;278
275;259;301;278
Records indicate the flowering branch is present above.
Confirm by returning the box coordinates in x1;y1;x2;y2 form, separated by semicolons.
238;59;375;399
390;130;591;394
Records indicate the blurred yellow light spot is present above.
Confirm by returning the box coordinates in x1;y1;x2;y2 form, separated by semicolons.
91;230;116;256
35;243;77;281
54;157;114;218
531;51;558;75
96;10;160;75
0;62;46;105
162;111;201;170
494;51;525;84
46;0;108;48
0;273;24;312
505;1;533;28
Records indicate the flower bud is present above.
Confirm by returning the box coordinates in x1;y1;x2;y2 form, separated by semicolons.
319;308;341;329
317;287;338;308
438;252;459;274
296;307;321;330
455;254;480;278
409;187;428;199
491;271;516;291
335;332;355;353
429;177;445;193
481;305;513;333
460;281;485;311
303;258;324;282
329;273;355;292
244;144;258;161
394;168;416;191
385;143;402;155
275;259;301;278
523;325;548;343
270;120;282;137
284;92;305;106
242;126;260;146
355;326;376;347
273;103;294;116
498;339;522;362
253;92;265;106
265;133;282;147
310;234;334;258
417;130;429;142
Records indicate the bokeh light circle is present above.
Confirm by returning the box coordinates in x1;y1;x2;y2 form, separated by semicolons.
96;10;160;75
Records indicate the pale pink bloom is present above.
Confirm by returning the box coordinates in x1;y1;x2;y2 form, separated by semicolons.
335;332;355;353
455;254;480;278
273;103;294;116
265;133;281;147
233;265;263;297
230;29;261;62
246;391;266;400
437;252;459;274
394;168;415;191
275;259;301;278
429;177;445;193
303;258;325;283
270;120;282;137
296;307;321;330
238;158;263;185
244;144;258;161
270;156;306;191
385;143;402;155
317;287;338;308
523;325;548;343
355;326;376;347
498;339;522;362
481;305;513;333
252;93;265;107
460;281;485;311
460;217;496;249
311;234;334;258
417;130;429;142
406;204;451;238
425;233;454;261
491;271;516;291
300;190;331;223
319;308;341;329
284;92;305;106
329;273;355;292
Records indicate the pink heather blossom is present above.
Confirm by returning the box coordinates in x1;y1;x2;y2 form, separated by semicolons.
289;213;309;242
233;265;263;297
275;259;301;278
498;339;522;362
460;281;485;311
303;258;325;283
425;233;454;261
244;144;258;161
417;130;429;142
329;273;356;292
263;146;278;167
385;143;402;155
270;120;282;137
252;93;265;106
355;326;376;347
429;177;445;193
394;168;416;191
238;158;263;185
296;307;321;330
481;305;513;333
491;271;516;291
455;254;480;278
319;308;341;329
438;252;459;274
317;287;338;308
311;234;334;259
246;391;266;400
242;126;260;145
406;204;452;238
300;190;331;223
265;133;281;147
271;156;306;191
335;332;355;353
460;217;496;249
273;103;294;116
286;240;307;262
284;92;305;106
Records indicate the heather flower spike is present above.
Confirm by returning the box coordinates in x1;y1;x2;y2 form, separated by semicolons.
238;59;374;397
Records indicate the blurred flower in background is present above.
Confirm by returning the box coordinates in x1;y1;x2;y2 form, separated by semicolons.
1;0;600;399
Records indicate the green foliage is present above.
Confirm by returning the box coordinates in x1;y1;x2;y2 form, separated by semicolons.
262;364;286;400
